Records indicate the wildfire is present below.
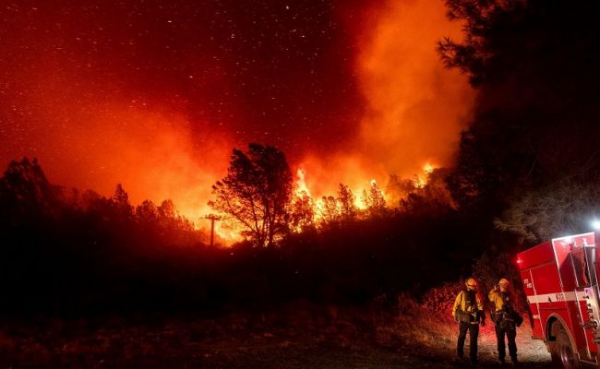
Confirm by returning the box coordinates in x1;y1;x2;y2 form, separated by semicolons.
414;162;437;189
212;222;242;243
206;161;439;244
0;0;472;247
293;169;384;215
355;0;474;178
295;169;312;197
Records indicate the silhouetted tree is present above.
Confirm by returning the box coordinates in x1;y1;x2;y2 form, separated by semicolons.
210;144;293;247
440;0;600;214
438;0;527;86
157;199;175;220
112;183;133;218
136;200;158;223
444;123;536;211
0;157;61;227
495;179;600;243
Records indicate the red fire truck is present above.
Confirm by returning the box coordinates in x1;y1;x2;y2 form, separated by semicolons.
518;232;600;368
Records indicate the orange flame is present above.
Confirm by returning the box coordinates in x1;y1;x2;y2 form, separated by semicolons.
1;0;474;246
414;162;437;188
354;0;474;178
295;168;312;197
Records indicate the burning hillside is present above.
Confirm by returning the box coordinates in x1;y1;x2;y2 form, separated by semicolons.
0;0;472;244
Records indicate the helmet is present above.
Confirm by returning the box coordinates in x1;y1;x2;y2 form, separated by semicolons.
465;277;478;290
498;278;510;286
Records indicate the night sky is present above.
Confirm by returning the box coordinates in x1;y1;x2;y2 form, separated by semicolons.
0;0;472;220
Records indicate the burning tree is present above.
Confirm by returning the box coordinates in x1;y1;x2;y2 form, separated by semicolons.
290;191;316;232
209;144;293;247
361;181;387;218
337;184;357;222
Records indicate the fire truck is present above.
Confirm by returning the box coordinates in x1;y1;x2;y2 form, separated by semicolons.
518;232;600;368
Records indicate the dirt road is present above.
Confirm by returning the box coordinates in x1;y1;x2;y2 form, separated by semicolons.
0;312;552;369
190;339;551;368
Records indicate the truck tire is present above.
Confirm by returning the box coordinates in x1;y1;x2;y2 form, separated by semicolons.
551;327;580;369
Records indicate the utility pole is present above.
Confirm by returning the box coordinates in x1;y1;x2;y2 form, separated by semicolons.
205;214;221;247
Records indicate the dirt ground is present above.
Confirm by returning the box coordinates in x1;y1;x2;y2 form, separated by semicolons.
0;306;552;369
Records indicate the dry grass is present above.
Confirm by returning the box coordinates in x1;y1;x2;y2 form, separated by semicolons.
0;288;552;368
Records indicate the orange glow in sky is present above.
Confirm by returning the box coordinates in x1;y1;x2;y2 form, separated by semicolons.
0;0;473;244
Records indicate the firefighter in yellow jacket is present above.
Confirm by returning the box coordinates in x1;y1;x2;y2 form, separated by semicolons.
489;278;522;365
452;277;485;366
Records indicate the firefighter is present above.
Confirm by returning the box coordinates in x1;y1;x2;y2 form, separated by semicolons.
452;277;485;366
489;278;522;365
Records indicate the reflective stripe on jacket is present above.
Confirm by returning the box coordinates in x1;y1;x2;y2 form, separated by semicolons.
452;289;484;318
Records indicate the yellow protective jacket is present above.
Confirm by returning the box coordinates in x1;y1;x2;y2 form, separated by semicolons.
488;288;513;311
452;289;484;320
489;288;522;327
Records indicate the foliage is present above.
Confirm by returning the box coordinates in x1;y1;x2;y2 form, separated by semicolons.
210;144;293;247
440;0;600;92
445;117;540;211
0;157;62;226
495;179;600;243
0;158;205;315
440;0;600;238
419;282;462;318
438;0;528;86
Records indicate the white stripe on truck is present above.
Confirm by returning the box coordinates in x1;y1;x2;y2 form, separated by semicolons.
527;291;584;304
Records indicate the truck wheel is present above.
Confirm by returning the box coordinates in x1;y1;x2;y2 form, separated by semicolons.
551;327;580;369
